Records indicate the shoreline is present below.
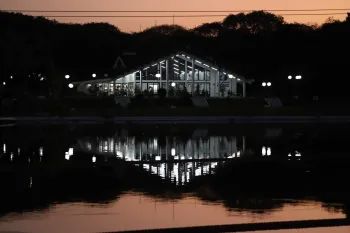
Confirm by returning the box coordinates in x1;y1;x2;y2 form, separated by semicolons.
2;116;350;124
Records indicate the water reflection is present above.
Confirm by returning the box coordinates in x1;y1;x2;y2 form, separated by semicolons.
0;125;350;233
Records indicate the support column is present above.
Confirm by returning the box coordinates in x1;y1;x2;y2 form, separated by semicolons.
159;63;162;88
139;70;142;91
191;59;195;96
133;73;136;95
166;60;169;97
243;82;246;97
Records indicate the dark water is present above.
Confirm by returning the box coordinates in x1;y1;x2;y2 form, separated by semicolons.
0;124;349;233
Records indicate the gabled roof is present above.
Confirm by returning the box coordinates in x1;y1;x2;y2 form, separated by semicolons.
73;50;254;84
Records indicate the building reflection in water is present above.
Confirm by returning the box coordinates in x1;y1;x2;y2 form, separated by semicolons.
75;135;246;185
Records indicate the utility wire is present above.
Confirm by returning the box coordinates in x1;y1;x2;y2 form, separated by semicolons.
36;13;348;18
4;9;350;13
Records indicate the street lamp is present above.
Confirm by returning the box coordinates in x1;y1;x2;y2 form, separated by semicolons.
68;83;74;88
65;75;70;79
92;73;97;78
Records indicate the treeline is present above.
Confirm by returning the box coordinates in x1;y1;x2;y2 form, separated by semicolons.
0;11;350;99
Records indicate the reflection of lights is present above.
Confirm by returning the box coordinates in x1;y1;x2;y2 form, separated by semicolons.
262;147;266;156
288;153;292;157
171;148;176;156
262;147;271;156
3;144;6;153
10;153;13;161
29;177;32;188
237;151;241;157
18;148;20;155
92;156;96;163
65;152;70;160
295;152;301;157
39;147;43;156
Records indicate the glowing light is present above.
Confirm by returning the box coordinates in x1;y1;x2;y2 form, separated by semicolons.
296;75;302;80
10;76;13;79
65;75;70;79
68;83;74;88
2;82;6;86
228;74;235;79
174;63;179;67
18;148;20;155
267;82;272;87
262;146;266;156
87;84;91;87
288;153;292;157
92;156;96;163
262;82;267;87
171;82;176;87
195;60;202;64
295;152;302;157
10;153;13;161
212;67;218;71
39;147;43;156
143;67;149;70
104;74;109;77
267;147;271;156
203;64;209;67
40;77;44;81
68;148;73;156
155;156;161;161
237;151;241;157
155;73;161;78
29;177;32;188
288;75;292;80
171;148;176;156
92;73;97;78
152;63;158;67
65;152;70;160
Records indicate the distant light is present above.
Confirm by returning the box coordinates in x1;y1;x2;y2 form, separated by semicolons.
262;82;266;87
237;151;241;157
228;74;235;79
39;147;43;156
10;152;14;161
3;144;6;153
203;64;209;67
195;60;202;64
2;82;6;86
65;75;70;79
92;156;96;163
267;82;272;87
171;148;176;156
288;75;292;80
87;84;91;87
10;76;13;79
18;148;20;155
143;67;149;70
104;74;109;77
92;73;97;78
68;148;74;156
68;83;74;88
212;67;218;71
152;63;158;67
295;152;302;157
155;156;161;161
171;82;176;87
155;73;161;78
267;147;271;156
65;152;70;160
288;153;292;157
40;77;44;81
262;146;266;156
296;75;302;80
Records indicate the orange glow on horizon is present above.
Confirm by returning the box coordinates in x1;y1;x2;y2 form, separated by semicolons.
1;0;349;32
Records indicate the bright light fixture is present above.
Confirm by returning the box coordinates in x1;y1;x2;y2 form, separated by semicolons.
296;75;302;80
171;82;176;87
2;82;6;85
65;75;70;79
10;76;13;79
203;64;209;67
262;146;266;156
155;73;161;78
228;74;235;79
171;148;176;156
68;83;74;88
195;60;202;64
40;77;44;81
288;75;292;80
92;156;96;163
262;82;266;87
212;67;218;71
267;82;272;87
267;148;271;156
92;73;97;78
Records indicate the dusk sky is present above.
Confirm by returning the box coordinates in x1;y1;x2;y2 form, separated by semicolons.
1;0;350;31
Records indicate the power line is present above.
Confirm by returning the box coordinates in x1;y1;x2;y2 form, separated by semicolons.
36;13;348;18
3;9;350;13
